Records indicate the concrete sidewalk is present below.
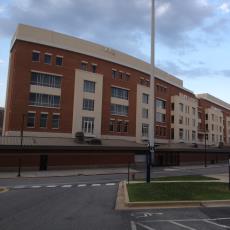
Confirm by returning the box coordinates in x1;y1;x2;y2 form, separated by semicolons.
0;167;138;179
206;173;229;183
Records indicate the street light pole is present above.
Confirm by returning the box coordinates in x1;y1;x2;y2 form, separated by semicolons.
204;117;207;168
18;113;25;177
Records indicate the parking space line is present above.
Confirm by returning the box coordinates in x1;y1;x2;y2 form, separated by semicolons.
141;217;230;223
169;221;197;230
130;221;137;230
136;222;156;230
203;219;230;229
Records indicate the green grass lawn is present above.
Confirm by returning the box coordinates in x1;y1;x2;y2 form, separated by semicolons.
127;182;230;202
152;175;218;181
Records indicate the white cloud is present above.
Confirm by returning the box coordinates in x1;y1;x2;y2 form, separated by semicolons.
219;3;230;13
156;2;171;17
0;59;4;64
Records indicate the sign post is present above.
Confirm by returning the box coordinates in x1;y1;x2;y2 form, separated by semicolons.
228;158;230;191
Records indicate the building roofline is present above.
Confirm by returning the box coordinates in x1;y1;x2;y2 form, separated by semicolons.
12;24;152;75
197;93;230;111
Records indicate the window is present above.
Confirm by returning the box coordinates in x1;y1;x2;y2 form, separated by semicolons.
124;73;130;81
179;115;183;124
111;104;128;116
27;112;36;128
31;72;61;88
56;56;63;66
192;107;196;116
192;131;196;142
83;99;94;111
192;119;196;127
171;115;174;123
92;64;97;73
80;62;88;71
205;124;208;131
171;103;174;111
111;87;128;100
83;80;95;93
52;114;60;129
142;93;149;104
112;70;117;79
44;54;52;64
142;108;148;119
156;99;166;109
40;113;48;128
32;51;40;62
179;103;184;112
212;134;215;142
142;124;149;137
156;112;166;123
29;93;60;108
109;120;128;133
82;117;94;135
179;128;184;140
171;128;174;139
118;71;123;79
205;114;208;120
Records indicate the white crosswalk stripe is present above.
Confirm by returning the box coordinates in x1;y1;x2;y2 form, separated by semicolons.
105;183;116;186
91;184;101;187
10;182;116;190
46;185;57;188
61;185;73;188
78;184;87;187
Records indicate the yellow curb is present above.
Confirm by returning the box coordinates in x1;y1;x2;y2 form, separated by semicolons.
0;187;8;193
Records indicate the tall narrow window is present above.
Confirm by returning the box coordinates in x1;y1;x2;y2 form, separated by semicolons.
32;51;40;62
112;69;117;79
142;124;149;137
40;113;48;128
142;93;149;104
80;62;88;71
82;117;94;135
92;64;97;73
52;114;60;129
44;54;52;64
27;112;36;128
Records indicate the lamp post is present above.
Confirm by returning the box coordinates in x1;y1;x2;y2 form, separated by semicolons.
204;117;208;168
18;113;25;177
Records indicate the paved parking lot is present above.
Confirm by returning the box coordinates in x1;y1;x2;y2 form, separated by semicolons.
130;207;230;229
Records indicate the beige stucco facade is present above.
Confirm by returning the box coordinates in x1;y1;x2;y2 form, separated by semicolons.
171;93;198;143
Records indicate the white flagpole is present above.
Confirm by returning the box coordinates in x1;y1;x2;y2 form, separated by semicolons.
149;0;155;162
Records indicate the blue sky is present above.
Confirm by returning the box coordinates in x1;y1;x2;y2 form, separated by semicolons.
0;0;230;107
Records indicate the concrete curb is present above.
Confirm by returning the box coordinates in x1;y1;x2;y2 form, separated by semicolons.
121;181;230;209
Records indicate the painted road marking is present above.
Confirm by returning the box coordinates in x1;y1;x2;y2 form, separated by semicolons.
141;216;230;223
46;185;57;188
13;186;27;189
203;219;230;229
105;183;116;186
136;222;156;230
91;184;101;187
31;185;42;188
61;185;73;188
130;221;137;230
78;184;87;187
169;221;197;230
132;212;163;219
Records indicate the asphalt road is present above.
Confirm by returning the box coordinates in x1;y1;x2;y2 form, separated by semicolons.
1;183;230;230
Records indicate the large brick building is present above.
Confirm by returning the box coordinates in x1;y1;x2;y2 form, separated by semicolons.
3;24;230;148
